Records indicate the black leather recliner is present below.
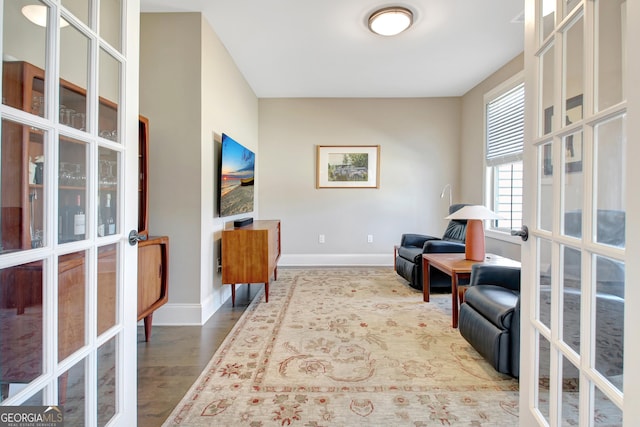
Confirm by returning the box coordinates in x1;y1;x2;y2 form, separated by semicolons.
458;264;521;378
395;203;468;291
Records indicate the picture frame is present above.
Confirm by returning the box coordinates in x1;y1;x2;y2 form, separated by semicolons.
316;145;380;188
543;94;583;175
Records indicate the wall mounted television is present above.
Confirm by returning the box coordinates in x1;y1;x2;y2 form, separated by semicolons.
219;133;255;217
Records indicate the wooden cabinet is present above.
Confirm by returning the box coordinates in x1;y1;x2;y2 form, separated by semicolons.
136;116;168;342
137;236;169;341
222;220;281;306
1;60;168;341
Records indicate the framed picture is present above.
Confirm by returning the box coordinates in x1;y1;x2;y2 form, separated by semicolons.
316;145;380;188
543;94;583;175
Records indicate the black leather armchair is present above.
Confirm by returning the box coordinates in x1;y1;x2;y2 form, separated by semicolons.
395;203;468;291
458;264;521;378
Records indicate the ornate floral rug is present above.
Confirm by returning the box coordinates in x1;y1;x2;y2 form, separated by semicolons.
163;268;519;426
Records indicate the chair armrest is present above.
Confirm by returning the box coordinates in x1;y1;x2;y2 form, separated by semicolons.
469;264;521;292
400;233;439;247
423;240;465;254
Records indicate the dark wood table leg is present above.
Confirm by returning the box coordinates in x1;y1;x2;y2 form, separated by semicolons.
143;313;153;342
265;282;269;303
452;273;459;328
231;284;236;307
451;273;471;328
422;256;430;302
393;245;399;271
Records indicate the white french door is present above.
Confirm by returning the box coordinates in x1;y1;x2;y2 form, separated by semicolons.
520;0;640;425
0;0;139;425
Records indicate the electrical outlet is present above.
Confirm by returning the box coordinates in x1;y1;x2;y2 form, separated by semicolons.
216;257;222;273
367;234;374;243
319;234;325;244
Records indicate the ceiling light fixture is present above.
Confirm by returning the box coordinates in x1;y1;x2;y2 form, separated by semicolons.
368;6;413;36
22;5;69;28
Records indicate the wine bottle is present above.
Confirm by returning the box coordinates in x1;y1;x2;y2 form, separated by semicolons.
73;194;85;237
97;195;105;237
106;193;115;235
61;195;73;242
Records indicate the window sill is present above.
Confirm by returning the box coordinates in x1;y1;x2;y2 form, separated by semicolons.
485;229;522;245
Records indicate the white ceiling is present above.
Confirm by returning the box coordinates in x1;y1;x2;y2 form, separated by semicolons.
139;0;524;98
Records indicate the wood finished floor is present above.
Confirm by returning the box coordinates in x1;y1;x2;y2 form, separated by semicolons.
137;284;261;427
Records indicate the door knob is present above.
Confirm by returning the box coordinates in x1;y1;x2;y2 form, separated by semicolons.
511;225;529;241
128;229;148;246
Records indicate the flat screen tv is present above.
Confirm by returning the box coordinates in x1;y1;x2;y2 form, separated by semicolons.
219;133;255;217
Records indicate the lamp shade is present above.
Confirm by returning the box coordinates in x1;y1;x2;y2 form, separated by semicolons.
445;205;503;261
445;205;504;221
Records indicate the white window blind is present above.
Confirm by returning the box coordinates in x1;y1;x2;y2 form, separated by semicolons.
486;83;525;166
485;80;524;232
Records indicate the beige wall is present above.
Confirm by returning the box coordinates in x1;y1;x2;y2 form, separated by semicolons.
200;13;259;321
140;13;258;324
140;11;524;323
258;98;461;265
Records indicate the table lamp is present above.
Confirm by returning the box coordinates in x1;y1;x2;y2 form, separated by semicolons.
445;205;504;261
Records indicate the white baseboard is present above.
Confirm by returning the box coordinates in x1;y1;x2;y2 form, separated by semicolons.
279;253;393;267
146;303;204;325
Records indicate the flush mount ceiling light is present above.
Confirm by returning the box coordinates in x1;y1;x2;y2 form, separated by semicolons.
368;6;413;36
22;4;69;28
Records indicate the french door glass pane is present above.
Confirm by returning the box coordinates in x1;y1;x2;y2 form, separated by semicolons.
2;0;47;111
539;143;553;231
97;337;117;426
98;49;120;143
564;0;581;20
541;0;555;41
98;147;119;237
594;386;623;424
561;356;580;424
60;22;89;132
60;358;85;425
21;390;43;406
100;0;122;52
538;238;552;328
596;0;626;111
58;137;88;243
563;16;584;122
537;333;551;422
0;261;44;401
541;45;555;136
562;133;583;239
562;246;581;354
58;250;86;361
62;0;89;27
1;119;47;252
97;244;118;335
594;115;625;249
595;255;624;391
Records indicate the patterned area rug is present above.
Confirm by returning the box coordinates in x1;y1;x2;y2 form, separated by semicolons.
163;268;519;426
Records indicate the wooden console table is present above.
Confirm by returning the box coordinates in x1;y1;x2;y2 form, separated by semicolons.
422;253;520;328
222;220;281;306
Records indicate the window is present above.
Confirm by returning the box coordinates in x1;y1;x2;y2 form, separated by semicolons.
485;78;524;233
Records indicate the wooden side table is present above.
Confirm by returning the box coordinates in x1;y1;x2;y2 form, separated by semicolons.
422;253;520;328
